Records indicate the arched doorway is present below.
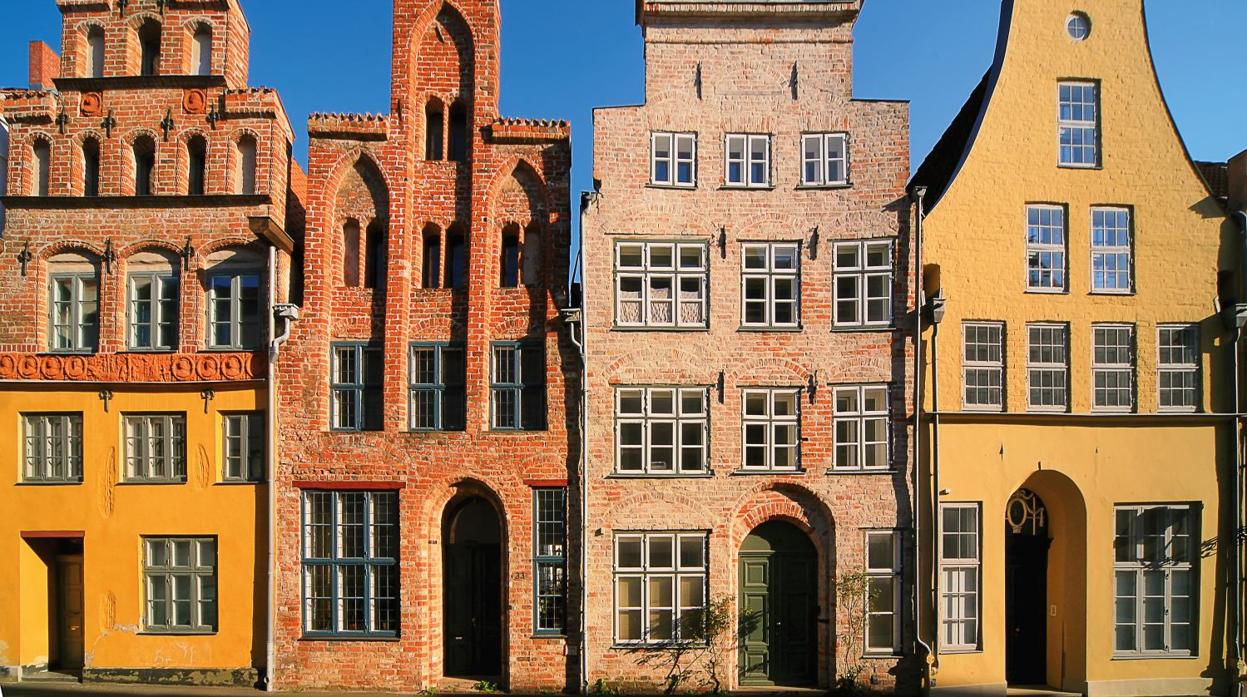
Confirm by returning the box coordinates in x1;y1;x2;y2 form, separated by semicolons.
1005;488;1051;686
739;520;818;687
443;496;503;679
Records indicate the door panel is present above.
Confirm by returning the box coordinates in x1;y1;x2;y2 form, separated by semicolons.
777;556;817;684
57;555;84;670
738;528;818;688
1006;535;1049;685
739;555;771;684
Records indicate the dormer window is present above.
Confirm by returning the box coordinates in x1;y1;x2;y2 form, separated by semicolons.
138;19;162;76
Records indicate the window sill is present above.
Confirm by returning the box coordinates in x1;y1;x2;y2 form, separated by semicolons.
607;472;715;480
489;429;549;434
41;350;97;357
719;185;775;191
117;480;188;486
645;183;697;191
201;347;264;354
1111;653;1197;661
862;651;904;659
796;182;853;191
1089;290;1136;297
1091;408;1136;415
16;481;84;486
939;647;982;655
1023;289;1070;295
121;349;177;355
962;406;1005;414
138;630;216;637
1057;163;1102;171
832;325;896;333
611;643;708;651
738;325;803;333
825;468;899;476
730;469;806;477
532;633;568;641
215;480;264;486
611;326;710;333
299;635;401;642
1026;407;1070;414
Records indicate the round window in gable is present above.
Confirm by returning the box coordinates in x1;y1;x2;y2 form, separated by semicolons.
1067;12;1091;41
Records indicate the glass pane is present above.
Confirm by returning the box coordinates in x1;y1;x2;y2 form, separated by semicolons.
679;536;704;570
618;538;643;569
649;576;673;608
867;533;895;571
617;575;642;607
648;535;674;569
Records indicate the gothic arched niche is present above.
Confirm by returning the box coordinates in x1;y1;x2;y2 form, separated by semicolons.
413;4;475;109
336;157;390;294
492;162;546;227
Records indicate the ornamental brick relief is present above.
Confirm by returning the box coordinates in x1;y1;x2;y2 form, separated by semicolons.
0;352;265;383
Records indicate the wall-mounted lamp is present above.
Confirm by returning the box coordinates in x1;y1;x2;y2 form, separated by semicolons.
17;242;33;277
716;371;725;404
56;107;69;135
718;227;727;260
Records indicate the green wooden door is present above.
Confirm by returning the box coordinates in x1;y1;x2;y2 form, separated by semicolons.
739;553;772;684
738;522;818;687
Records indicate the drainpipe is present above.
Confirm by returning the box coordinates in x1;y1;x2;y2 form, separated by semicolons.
1233;210;1247;697
910;186;933;678
574;191;596;695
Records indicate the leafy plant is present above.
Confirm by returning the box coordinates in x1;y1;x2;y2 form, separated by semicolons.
626;595;759;694
590;678;619;695
473;680;499;694
834;571;879;695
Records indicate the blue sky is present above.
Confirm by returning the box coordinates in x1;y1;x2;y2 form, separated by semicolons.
3;0;1243;227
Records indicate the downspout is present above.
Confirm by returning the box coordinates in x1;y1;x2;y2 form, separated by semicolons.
574;191;596;695
910;186;933;676
1233;210;1247;697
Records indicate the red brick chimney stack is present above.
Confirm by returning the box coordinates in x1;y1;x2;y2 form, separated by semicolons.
28;41;59;91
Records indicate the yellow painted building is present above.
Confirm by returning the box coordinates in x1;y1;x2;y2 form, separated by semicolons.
911;1;1243;695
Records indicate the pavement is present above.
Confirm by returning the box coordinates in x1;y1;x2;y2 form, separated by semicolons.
0;684;425;697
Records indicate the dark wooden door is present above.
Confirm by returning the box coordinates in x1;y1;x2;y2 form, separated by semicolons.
775;554;817;685
56;555;84;670
1006;530;1049;685
443;497;502;678
739;522;818;687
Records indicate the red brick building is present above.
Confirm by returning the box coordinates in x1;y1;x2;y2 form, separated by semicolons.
270;0;576;692
581;0;917;691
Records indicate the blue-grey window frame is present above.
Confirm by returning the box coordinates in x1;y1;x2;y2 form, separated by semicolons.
205;270;262;350
489;341;546;431
408;342;466;432
533;487;567;635
330;342;383;432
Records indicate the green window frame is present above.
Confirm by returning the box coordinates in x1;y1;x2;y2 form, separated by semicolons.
533;488;567;635
124;414;187;482
223;412;264;482
331;342;383;432
409;342;466;431
22;413;83;483
490;341;546;431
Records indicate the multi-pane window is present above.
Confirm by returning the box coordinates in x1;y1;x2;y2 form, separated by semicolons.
1158;325;1200;412
725;134;770;188
22;414;83;483
615;387;708;475
125;414;187;482
302;490;399;637
1093;324;1135;411
534;488;567;635
963;323;1004;410
49;273;99;353
865;531;901;655
834;386;890;471
1058;81;1099;167
222;412;264;482
801;133;848;186
1027;324;1068;411
1114;506;1198;656
490;342;546;431
331;343;383;432
940;504;980;651
651;132;696;187
207;271;262;350
741;243;799;328
834;241;893;328
614;532;708;644
128;272;178;350
409;343;466;431
742;388;800;471
1091;208;1132;293
1025;205;1066;292
615;242;708;328
144;537;217;633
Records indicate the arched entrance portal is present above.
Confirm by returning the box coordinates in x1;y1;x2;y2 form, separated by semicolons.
1005;488;1051;685
738;520;818;687
443;496;503;679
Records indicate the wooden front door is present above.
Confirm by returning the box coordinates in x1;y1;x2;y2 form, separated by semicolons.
56;554;84;670
1005;489;1050;686
443;497;503;678
738;522;818;687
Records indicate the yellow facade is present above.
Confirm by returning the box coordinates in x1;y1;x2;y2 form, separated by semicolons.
913;0;1241;695
0;385;266;683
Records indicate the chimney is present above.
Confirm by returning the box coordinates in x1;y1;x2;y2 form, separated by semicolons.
29;41;60;91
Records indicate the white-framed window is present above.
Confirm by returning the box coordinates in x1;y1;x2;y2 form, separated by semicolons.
1091;207;1132;293
834;240;893;328
865;530;901;655
1058;81;1099;167
143;537;216;633
615;387;708;475
222;412;264;482
1067;12;1092;41
802;133;848;186
22;413;83;483
125;414;187;482
963;322;1004;411
1027;324;1068;411
833;385;890;471
725;134;770;188
651;132;696;187
741;242;799;328
1158;325;1199;412
1093;324;1134;412
1026;205;1066;292
615;241;708;329
940;503;980;651
1113;505;1198;656
128;271;179;350
613;532;708;645
742;388;800;471
49;272;100;353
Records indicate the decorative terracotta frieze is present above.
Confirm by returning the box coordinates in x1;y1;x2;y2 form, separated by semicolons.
0;352;265;383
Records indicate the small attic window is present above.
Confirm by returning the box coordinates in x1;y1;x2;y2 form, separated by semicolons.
1066;13;1091;41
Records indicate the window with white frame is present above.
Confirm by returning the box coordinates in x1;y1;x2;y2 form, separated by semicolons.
534;488;567;635
615;241;708;328
331;343;383;432
651;132;696;187
143;537;216;633
725;134;770;188
1113;505;1198;656
1058;81;1099;167
865;530;901;655
490;341;546;431
125;414;187;482
742;388;800;471
49;268;100;353
1158;325;1199;412
741;243;799;328
834;241;893;328
834;386;890;471
1027;324;1068;411
206;270;262;350
1093;324;1134;411
615;387;708;475
409;343;466;431
22;413;83;483
614;532;708;644
1026;205;1066;292
963;323;1004;410
940;504;980;651
802;133;848;186
222;412;264;482
128;268;179;351
302;490;399;637
1091;207;1132;293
